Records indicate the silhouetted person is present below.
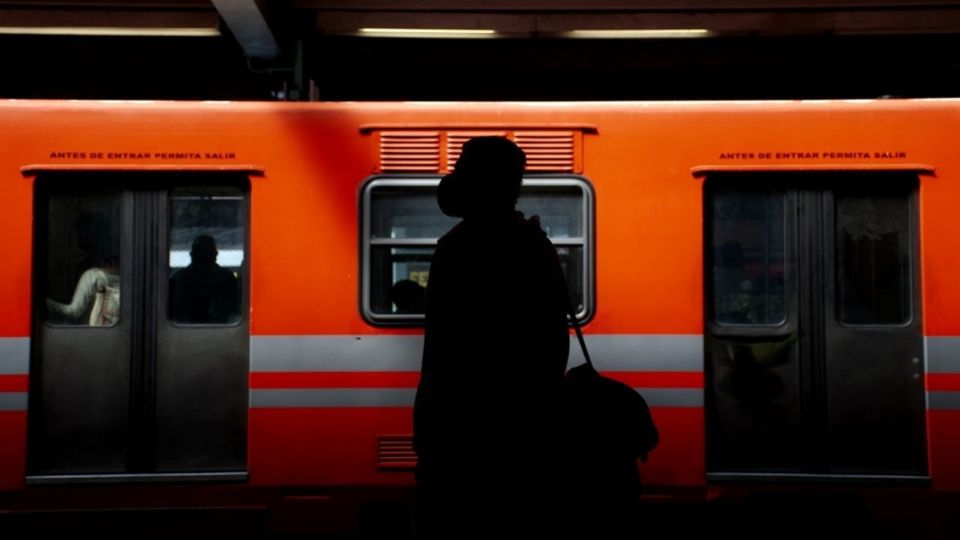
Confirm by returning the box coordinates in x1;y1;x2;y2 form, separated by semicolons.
413;137;569;539
169;235;240;323
391;279;426;314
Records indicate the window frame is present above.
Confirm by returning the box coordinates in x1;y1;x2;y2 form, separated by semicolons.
360;174;595;326
832;184;917;329
166;184;249;329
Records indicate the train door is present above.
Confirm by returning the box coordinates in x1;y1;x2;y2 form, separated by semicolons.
705;172;926;478
28;172;249;480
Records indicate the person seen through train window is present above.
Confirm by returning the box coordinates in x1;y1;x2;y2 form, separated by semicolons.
413;137;569;539
715;240;756;323
46;233;120;327
169;234;240;324
69;212;110;285
391;279;426;314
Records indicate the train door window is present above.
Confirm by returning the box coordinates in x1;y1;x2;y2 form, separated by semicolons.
705;173;925;479
168;187;245;325
43;190;122;326
710;191;786;325
29;173;249;480
362;177;593;324
835;191;911;325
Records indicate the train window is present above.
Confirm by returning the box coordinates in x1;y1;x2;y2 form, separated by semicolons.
709;190;786;325
362;177;593;324
168;187;245;325
835;191;911;325
370;188;459;240
517;189;586;314
42;190;122;326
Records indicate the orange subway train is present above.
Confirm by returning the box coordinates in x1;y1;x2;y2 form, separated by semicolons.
1;99;959;531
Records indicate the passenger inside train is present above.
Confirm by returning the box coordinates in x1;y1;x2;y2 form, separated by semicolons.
169;234;241;324
390;279;426;314
45;211;121;326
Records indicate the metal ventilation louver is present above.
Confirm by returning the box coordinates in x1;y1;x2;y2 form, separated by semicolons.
376;129;580;173
379;131;441;172
445;131;508;172
446;131;576;172
512;131;576;172
377;435;417;470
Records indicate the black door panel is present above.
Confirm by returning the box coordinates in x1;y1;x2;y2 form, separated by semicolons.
29;174;249;478
705;173;926;478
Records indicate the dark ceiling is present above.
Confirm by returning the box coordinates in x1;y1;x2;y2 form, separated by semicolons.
3;1;960;100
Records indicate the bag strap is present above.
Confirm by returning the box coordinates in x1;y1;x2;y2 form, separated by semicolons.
563;289;594;371
536;214;593;371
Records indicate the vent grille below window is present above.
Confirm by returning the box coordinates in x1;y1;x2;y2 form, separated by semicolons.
377;435;417;470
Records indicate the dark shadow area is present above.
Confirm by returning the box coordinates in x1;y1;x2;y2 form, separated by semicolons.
0;34;279;100
0;508;270;540
307;34;960;100
3;32;960;100
3;490;960;539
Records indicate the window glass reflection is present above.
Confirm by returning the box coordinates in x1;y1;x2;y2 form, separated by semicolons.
517;190;583;239
711;191;786;325
371;189;458;240
836;193;911;325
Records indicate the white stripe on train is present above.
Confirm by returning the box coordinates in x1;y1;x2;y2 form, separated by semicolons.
249;387;703;409
4;336;960;410
250;334;703;372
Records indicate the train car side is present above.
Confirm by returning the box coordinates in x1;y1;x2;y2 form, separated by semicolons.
1;100;959;525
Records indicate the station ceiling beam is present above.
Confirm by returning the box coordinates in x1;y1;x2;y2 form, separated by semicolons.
211;0;281;59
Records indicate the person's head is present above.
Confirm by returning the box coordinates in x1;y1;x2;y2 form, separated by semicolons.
190;234;218;265
437;136;526;219
74;212;117;267
391;279;426;314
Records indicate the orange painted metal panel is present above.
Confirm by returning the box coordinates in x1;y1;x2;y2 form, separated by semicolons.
640;408;705;487
929;411;960;491
249;407;704;489
0;376;28;392
0;412;26;491
249;408;415;487
5;100;960;337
